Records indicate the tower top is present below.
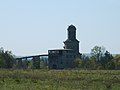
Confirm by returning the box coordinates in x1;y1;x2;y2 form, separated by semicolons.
67;24;77;40
67;25;76;31
64;25;80;55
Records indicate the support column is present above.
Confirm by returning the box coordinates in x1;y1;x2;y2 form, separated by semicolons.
17;58;23;69
32;56;40;69
22;57;28;69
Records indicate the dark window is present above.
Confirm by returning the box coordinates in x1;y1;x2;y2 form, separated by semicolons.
74;55;76;58
66;62;68;64
52;64;57;69
69;55;72;58
59;51;62;55
66;55;68;58
61;61;63;64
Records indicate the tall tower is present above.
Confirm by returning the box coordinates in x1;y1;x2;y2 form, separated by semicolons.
64;25;80;55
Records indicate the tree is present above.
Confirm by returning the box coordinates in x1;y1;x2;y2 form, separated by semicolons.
0;47;15;68
74;55;90;69
101;51;114;69
3;51;15;68
89;56;96;69
91;46;105;62
81;54;90;69
40;58;48;69
0;47;4;67
32;56;40;69
90;46;115;70
22;59;29;69
74;58;83;68
113;54;120;69
16;59;23;69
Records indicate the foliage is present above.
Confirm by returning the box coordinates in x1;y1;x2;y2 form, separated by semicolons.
40;58;48;69
0;47;15;68
31;57;40;69
90;46;115;69
74;46;117;70
91;46;105;62
74;58;83;68
113;54;120;69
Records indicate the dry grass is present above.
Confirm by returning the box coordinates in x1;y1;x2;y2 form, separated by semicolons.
0;69;120;90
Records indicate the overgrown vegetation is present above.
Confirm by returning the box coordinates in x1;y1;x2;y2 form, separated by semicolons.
74;46;120;70
0;69;120;90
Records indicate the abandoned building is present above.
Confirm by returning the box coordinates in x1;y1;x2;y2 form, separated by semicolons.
16;25;81;69
48;25;81;69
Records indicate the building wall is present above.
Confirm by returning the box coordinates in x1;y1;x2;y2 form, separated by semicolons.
64;40;79;55
48;50;75;69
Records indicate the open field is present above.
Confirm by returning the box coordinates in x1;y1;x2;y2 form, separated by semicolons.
0;69;120;90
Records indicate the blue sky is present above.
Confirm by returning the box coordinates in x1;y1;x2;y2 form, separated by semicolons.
0;0;120;56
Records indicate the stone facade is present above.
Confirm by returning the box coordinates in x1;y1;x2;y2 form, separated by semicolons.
48;25;81;69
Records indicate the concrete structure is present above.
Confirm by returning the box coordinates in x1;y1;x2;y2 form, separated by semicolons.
16;54;48;69
16;25;80;69
64;25;80;55
48;25;81;69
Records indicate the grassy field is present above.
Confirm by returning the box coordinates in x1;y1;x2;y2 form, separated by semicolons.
0;69;120;90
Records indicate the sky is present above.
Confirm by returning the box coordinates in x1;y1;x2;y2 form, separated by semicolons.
0;0;120;56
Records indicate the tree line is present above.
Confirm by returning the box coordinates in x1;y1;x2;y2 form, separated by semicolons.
0;46;120;69
74;46;120;70
0;47;47;69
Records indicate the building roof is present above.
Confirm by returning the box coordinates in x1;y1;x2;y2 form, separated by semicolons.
48;49;73;51
64;39;79;43
67;24;76;30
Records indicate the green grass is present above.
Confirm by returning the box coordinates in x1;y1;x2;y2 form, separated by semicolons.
0;69;120;90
